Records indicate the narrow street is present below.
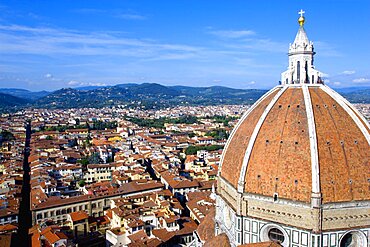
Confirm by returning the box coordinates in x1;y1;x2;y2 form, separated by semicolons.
12;121;32;247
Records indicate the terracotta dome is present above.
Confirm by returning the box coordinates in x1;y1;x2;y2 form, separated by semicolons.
219;85;370;204
215;11;370;247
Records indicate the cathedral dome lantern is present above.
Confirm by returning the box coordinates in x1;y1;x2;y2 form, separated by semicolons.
214;10;370;247
281;10;322;85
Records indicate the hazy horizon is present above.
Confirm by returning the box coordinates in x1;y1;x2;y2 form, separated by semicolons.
2;81;370;93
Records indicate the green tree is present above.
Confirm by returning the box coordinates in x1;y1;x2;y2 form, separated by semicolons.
188;132;195;138
185;145;224;155
205;129;229;140
77;157;89;166
78;180;86;187
0;130;15;142
90;120;117;130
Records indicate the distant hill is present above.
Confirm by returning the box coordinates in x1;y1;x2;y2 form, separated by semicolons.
29;83;370;109
341;88;370;103
335;86;370;94
0;88;50;101
74;86;107;91
1;83;369;111
170;85;267;102
115;83;144;89
33;83;268;109
0;92;29;110
116;83;180;97
34;83;183;109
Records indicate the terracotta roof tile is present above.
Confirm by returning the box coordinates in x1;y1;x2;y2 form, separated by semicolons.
152;228;175;242
310;87;370;203
204;233;231;247
245;87;312;202
69;211;89;222
196;208;215;241
221;88;280;188
0;224;17;233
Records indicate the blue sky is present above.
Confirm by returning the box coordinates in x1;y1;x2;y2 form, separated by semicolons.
0;0;369;91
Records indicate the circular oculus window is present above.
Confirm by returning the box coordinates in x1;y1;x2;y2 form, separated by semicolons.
340;231;367;247
268;228;285;244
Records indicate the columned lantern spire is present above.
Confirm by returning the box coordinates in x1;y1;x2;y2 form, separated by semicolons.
281;10;323;85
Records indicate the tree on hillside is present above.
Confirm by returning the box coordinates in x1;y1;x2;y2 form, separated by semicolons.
0;130;15;143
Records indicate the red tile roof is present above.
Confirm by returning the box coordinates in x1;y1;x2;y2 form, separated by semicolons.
69;211;89;222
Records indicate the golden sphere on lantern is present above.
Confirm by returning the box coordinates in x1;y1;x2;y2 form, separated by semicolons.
298;16;305;26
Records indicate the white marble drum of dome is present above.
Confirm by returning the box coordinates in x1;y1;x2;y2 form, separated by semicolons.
214;10;370;247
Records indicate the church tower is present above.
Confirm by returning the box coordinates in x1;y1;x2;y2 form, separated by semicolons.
281;10;323;85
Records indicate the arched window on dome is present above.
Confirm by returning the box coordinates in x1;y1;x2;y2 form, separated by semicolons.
305;61;309;83
215;222;220;235
291;73;294;84
297;61;301;83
